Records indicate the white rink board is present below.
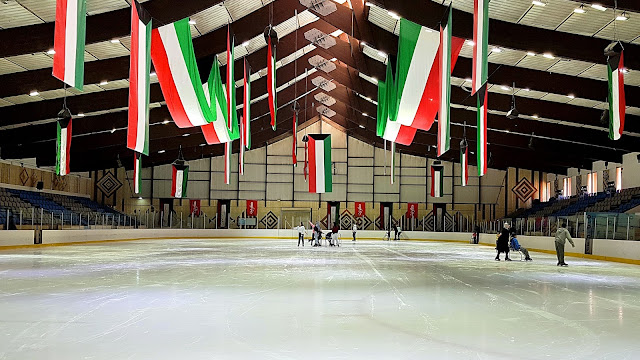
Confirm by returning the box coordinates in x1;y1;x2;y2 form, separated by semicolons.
0;230;34;247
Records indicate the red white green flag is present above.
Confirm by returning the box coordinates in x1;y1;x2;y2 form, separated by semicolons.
133;152;142;194
308;134;332;193
243;58;251;150
127;1;151;156
201;60;239;144
390;141;396;185
437;6;460;157
224;141;231;185
171;162;189;198
292;110;298;166
56;110;73;176
53;0;87;90
265;27;278;130
607;51;625;141
472;0;490;95
477;84;488;177
460;139;469;187
226;26;237;132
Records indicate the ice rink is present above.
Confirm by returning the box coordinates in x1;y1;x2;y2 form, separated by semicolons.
1;238;639;359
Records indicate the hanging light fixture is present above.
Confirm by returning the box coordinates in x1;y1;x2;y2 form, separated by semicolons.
506;82;519;120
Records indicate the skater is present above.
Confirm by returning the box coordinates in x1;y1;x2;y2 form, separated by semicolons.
496;223;511;261
555;221;575;266
352;223;357;241
509;233;532;261
295;222;305;247
393;224;402;240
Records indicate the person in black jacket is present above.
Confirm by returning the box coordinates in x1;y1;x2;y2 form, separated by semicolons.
495;223;512;261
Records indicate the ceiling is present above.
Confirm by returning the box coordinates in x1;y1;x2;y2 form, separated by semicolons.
0;0;639;175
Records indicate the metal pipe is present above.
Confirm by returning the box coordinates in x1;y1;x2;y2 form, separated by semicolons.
627;215;630;240
612;216;616;240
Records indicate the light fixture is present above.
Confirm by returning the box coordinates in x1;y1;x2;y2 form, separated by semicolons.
241;40;250;47
330;57;337;62
616;11;629;21
542;53;554;59
138;197;143;200
46;49;56;55
465;78;472;82
506;82;519;120
365;1;372;6
29;90;39;96
330;29;344;37
162;119;170;124
110;38;120;44
532;114;539;119
591;3;606;11
371;77;378;82
526;51;536;56
567;94;575;99
158;150;166;154
200;143;207;147
150;72;157;77
532;0;546;6
99;80;108;86
182;133;190;137
188;19;196;25
388;11;400;20
110;128;116;133
377;50;387;58
360;41;367;46
574;4;586;13
492;47;503;53
465;39;475;46
523;88;531;92
359;124;365;129
362;112;368;116
528;133;535;150
621;68;629;74
77;113;85;117
501;85;510;91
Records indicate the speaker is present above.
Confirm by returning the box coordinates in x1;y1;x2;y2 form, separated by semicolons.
36;181;44;190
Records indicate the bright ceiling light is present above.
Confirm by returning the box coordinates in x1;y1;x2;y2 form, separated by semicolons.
99;80;108;86
150;72;157;77
330;29;344;37
359;124;365;129
29;90;39;96
465;78;472;82
110;128;116;133
465;39;475;46
182;133;190;137
532;0;546;6
77;113;85;117
199;143;207;147
501;85;510;91
46;49;56;55
362;113;368;117
162;119;170;124
591;4;606;11
388;11;400;20
492;47;503;53
110;38;120;44
371;77;378;82
377;50;387;58
241;40;250;47
188;19;196;25
567;94;575;99
616;12;629;21
158;150;166;154
542;53;554;59
621;68;629;74
330;57;337;62
522;88;531;92
138;197;143;200
573;4;586;13
526;51;536;56
532;115;539;119
333;0;347;3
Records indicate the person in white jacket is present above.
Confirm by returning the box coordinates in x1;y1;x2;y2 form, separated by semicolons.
555;222;575;266
352;223;357;241
295;222;306;247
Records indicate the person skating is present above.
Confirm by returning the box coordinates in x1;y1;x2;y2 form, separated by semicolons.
352;223;357;241
295;222;305;247
393;224;402;241
496;223;511;261
509;233;532;261
555;221;575;266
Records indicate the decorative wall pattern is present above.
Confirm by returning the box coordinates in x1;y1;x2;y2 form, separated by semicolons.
512;177;537;202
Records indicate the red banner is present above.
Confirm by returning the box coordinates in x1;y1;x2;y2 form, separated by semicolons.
246;200;258;217
354;202;366;217
189;199;201;215
406;203;418;219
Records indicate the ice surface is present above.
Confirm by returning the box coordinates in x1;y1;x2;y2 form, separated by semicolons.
1;238;640;359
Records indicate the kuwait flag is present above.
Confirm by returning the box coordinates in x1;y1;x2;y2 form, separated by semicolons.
133;152;142;194
390;141;396;185
127;1;151;156
607;51;625;141
431;164;444;197
376;77;388;137
243;58;251;150
56;109;73;176
308;134;332;193
380;58;418;145
265;27;278;130
226;26;237;133
53;0;87;90
239;118;245;175
224;141;231;185
437;6;457;157
201;60;238;144
460;139;469;187
476;84;488;177
171;162;189;198
472;0;489;95
292;111;298;166
151;19;217;128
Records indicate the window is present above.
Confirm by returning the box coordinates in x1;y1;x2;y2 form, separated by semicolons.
587;173;592;194
563;177;572;197
591;172;598;194
616;167;622;191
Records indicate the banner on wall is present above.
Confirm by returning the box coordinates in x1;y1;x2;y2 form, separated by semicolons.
354;202;366;217
246;200;258;217
189;199;201;215
406;203;418;219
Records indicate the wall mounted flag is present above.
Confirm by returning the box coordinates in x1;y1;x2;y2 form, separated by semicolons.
460;138;469;187
171;161;189;198
246;200;258;217
308;134;332;193
265;27;278;130
406;203;418;219
127;1;152;156
133;152;142;194
243;58;251;150
56;109;73;176
476;84;488;177
472;0;489;95
431;164;444;197
355;202;366;217
53;0;87;90
189;199;201;215
607;50;625;141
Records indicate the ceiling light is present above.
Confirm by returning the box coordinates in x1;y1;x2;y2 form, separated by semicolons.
371;77;378;82
616;12;629;21
621;68;629;74
158;150;166;154
360;41;366;46
241;40;250;47
388;11;400;20
567;94;575;99
465;78;472;82
591;3;606;11
359;124;365;129
188;20;196;25
110;128;116;133
532;115;539;119
377;50;387;58
138;197;143;200
542;53;554;59
330;57;337;62
330;29;344;37
492;47;503;53
526;51;536;56
523;88;531;92
200;143;207;147
333;0;347;3
162;119;170;124
362;113;368;116
365;1;372;6
182;133;190;137
77;113;85;117
110;38;120;44
150;72;157;77
501;85;510;91
46;49;56;55
465;40;475;46
29;90;39;96
99;80;108;86
574;4;586;13
532;0;546;6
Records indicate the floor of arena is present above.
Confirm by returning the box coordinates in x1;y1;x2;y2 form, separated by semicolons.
0;238;639;359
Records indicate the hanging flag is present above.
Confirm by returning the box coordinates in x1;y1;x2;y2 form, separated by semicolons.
472;0;490;95
127;1;152;156
265;27;278;130
355;202;366;217
607;51;625;141
56;109;73;176
477;84;488;176
133;152;142;194
239;118;245;175
226;26;236;132
406;203;418;219
303;135;309;181
243;58;251;149
201;60;239;144
437;6;455;157
292;109;298;166
460;138;469;187
379;55;418;146
53;0;87;90
376;78;388;137
224;141;231;185
431;164;444;197
308;134;332;193
171;162;189;198
390;141;396;185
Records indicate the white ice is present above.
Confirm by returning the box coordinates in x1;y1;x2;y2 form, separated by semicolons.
1;238;640;359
